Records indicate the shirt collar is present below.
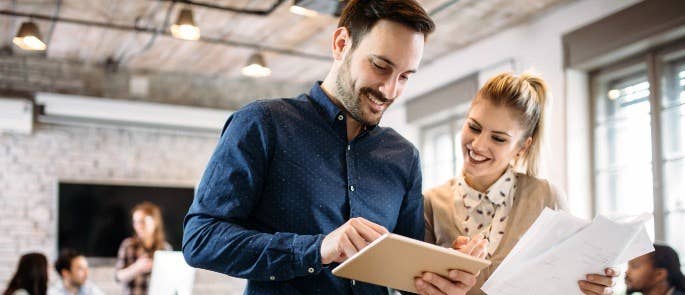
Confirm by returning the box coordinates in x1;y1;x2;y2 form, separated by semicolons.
307;81;378;132
53;280;83;293
460;167;517;208
308;81;346;126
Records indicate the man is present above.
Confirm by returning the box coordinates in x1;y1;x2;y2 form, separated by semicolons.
626;244;685;295
50;249;104;295
182;0;477;294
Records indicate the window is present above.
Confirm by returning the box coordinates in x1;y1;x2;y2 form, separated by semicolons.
412;74;479;190
591;41;685;261
660;48;685;260
420;117;465;189
593;65;655;238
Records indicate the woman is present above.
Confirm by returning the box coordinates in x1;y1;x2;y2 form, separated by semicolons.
3;253;48;295
415;72;618;295
115;201;171;295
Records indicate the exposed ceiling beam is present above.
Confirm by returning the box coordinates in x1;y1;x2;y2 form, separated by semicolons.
429;0;460;16
159;0;286;16
0;9;332;61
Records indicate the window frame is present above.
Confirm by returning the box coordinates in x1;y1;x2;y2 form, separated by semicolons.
589;38;685;242
419;114;467;189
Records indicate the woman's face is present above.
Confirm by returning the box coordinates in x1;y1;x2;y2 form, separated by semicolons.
132;210;156;239
461;98;531;188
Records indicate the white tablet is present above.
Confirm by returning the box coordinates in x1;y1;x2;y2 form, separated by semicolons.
332;233;491;293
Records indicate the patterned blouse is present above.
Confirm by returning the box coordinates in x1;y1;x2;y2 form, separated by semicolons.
115;237;171;295
454;167;517;257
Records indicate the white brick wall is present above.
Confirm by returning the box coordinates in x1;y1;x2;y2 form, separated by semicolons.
0;123;246;294
0;52;313;294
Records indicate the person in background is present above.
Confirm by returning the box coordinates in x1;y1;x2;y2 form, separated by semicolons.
626;244;685;295
49;249;103;295
115;201;170;295
3;253;48;295
418;72;619;295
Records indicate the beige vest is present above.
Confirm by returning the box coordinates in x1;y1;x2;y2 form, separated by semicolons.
423;173;568;295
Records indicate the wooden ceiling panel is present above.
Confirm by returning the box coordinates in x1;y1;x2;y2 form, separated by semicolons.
1;0;576;83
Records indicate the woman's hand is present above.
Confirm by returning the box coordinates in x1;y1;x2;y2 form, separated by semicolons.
452;235;489;259
413;235;489;295
133;256;153;274
415;270;478;295
115;255;154;283
578;268;619;295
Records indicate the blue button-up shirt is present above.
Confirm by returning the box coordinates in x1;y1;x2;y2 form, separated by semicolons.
183;82;423;294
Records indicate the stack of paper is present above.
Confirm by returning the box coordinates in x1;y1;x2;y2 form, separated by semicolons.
482;208;654;295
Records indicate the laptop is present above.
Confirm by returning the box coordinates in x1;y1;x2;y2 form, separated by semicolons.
148;251;196;295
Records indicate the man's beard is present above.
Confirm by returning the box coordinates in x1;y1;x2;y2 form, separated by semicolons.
334;54;388;126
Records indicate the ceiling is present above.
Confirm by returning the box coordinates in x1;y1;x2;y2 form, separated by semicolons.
0;0;573;83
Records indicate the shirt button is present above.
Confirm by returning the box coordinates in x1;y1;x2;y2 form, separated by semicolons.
347;145;350;151
269;276;276;281
350;185;355;192
308;267;315;273
337;115;344;121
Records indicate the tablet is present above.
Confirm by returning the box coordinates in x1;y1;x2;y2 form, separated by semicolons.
332;233;491;293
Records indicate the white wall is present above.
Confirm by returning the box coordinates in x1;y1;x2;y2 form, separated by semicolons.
0;124;246;294
385;0;641;218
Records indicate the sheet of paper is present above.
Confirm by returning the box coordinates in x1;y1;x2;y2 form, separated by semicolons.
487;209;589;282
615;227;653;264
482;209;653;295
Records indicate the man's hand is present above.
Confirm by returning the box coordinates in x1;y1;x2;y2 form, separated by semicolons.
320;217;388;264
578;268;619;295
413;235;489;295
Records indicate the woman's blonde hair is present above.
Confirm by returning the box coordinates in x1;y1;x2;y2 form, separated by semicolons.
474;71;548;176
131;201;167;250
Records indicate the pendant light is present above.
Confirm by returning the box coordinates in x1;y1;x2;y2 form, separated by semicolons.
171;8;200;41
13;21;47;51
241;52;271;78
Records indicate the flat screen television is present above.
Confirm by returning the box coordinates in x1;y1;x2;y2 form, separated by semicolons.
58;182;195;258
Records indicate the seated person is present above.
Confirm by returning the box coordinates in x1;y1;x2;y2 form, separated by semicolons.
50;249;103;295
626;244;685;295
3;253;48;295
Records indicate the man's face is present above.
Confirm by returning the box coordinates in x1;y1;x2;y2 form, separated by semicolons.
334;20;425;126
63;256;89;287
625;254;659;293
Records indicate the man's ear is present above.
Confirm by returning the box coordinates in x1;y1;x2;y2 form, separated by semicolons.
60;269;70;279
654;268;668;283
331;27;352;61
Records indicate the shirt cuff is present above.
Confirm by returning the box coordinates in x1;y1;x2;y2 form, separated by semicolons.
292;234;325;276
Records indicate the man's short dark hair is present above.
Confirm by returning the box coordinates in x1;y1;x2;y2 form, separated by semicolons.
338;0;435;49
55;248;82;277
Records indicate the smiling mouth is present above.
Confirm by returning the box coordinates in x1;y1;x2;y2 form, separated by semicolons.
365;92;387;113
467;148;491;164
